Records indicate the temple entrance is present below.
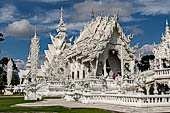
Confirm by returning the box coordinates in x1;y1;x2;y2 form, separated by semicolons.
96;50;121;77
107;51;121;75
106;52;121;76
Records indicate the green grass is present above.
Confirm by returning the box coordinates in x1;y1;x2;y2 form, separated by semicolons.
0;97;113;113
0;93;24;96
43;96;62;99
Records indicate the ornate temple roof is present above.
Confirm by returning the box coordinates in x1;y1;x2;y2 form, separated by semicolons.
66;14;137;62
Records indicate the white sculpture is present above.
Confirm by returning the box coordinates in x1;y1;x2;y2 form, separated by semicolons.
7;58;13;87
4;58;14;95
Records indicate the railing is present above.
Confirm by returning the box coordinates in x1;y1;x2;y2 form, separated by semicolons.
127;79;134;84
155;68;170;76
79;93;170;107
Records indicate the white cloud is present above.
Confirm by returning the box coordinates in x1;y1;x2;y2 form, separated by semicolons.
31;9;60;24
134;0;170;15
71;0;170;23
0;4;17;23
136;44;154;57
4;19;34;40
67;22;86;31
4;19;47;40
25;0;67;3
30;8;70;25
124;26;144;35
72;0;135;22
14;59;25;70
14;55;45;70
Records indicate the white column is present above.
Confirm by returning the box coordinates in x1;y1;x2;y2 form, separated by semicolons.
104;59;107;77
146;85;150;95
80;63;83;79
75;61;78;80
154;82;158;95
95;59;98;77
159;58;162;69
70;63;73;80
121;43;124;77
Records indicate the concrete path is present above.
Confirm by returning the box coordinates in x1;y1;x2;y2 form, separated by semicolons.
13;99;170;113
0;96;24;98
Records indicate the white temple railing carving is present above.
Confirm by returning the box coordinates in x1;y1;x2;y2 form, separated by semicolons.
155;68;170;76
78;93;170;107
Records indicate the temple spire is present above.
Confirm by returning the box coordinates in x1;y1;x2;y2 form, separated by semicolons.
57;7;67;38
34;26;37;38
165;19;170;35
30;28;40;82
60;7;64;23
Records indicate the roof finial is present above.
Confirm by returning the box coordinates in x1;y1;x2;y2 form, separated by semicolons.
165;19;170;35
166;19;169;26
60;7;63;23
57;7;67;38
91;8;95;19
114;11;119;22
34;26;37;38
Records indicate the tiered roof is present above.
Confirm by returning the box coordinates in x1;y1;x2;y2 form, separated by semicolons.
66;14;137;63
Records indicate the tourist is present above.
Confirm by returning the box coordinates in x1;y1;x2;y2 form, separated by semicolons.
113;73;116;79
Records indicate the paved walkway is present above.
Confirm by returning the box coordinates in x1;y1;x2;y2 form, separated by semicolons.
13;99;170;113
0;96;24;98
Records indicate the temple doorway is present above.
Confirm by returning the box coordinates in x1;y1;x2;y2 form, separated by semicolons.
107;51;121;75
96;50;121;77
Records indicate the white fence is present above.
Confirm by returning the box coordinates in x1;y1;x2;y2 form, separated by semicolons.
65;92;170;107
155;68;170;76
81;93;170;107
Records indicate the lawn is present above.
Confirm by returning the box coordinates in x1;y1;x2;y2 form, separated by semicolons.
0;97;114;113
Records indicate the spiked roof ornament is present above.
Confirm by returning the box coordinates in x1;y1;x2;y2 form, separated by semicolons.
91;8;95;19
165;19;170;35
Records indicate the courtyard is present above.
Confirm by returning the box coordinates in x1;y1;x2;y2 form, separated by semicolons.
0;96;113;113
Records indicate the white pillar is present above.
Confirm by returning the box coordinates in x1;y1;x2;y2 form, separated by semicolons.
95;59;98;77
146;85;150;95
80;63;83;79
121;43;124;77
104;59;107;77
161;85;165;95
70;63;73;80
154;82;158;95
75;61;78;80
159;58;162;69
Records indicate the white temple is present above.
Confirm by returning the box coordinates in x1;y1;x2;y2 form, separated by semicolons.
19;8;170;107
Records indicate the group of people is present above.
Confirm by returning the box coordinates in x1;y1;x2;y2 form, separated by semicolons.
112;72;121;80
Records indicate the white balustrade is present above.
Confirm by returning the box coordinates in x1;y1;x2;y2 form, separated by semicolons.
80;93;170;107
155;68;170;76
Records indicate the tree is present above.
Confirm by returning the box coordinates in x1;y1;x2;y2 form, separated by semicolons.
137;55;155;72
0;33;4;53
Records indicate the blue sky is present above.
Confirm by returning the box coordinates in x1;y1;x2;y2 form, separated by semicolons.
0;0;170;68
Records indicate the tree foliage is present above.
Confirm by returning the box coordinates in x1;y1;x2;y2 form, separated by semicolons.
0;33;4;54
137;55;155;72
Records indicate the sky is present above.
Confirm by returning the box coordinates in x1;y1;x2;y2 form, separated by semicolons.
0;0;170;69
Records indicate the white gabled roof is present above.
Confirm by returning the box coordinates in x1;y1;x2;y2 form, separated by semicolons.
45;50;54;64
48;44;57;56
